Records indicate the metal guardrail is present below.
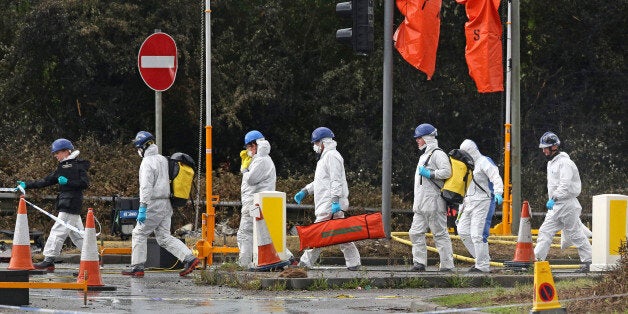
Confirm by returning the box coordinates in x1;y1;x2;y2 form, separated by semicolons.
0;192;593;218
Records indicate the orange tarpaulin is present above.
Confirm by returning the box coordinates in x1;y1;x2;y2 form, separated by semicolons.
394;0;442;80
457;0;504;93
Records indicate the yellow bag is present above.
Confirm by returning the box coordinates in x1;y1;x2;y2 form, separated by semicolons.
441;149;474;204
168;153;195;208
424;148;474;205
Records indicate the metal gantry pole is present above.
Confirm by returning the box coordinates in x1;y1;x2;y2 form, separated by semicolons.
382;0;394;237
510;0;522;234
154;28;163;154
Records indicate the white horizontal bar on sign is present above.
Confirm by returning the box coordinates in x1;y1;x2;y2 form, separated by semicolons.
141;56;175;68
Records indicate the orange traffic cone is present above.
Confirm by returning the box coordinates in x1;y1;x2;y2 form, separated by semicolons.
504;201;535;269
8;196;35;270
77;208;103;286
252;210;289;271
531;261;566;313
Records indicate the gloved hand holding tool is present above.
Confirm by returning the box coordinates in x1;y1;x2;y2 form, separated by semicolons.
331;202;341;214
494;194;503;205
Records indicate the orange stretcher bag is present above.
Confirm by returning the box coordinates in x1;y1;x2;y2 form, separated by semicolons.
296;212;385;251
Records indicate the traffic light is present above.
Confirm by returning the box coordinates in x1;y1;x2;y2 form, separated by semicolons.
336;0;374;55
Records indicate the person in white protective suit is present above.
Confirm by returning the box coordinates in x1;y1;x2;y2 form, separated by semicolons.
237;130;294;268
293;127;361;270
457;139;504;273
534;131;592;272
122;131;199;278
409;123;455;272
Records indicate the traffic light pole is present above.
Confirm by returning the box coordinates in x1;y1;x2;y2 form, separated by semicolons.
381;0;394;237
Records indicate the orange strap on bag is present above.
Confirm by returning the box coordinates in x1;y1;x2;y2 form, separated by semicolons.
296;213;385;251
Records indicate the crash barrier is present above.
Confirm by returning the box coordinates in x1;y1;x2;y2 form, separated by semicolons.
531;261;566;313
0;270;88;306
7;196;35;271
591;194;628;272
0;230;44;250
296;212;385;250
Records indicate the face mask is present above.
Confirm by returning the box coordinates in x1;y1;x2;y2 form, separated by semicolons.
418;142;427;151
545;148;558;161
137;148;144;157
313;144;322;154
247;150;254;157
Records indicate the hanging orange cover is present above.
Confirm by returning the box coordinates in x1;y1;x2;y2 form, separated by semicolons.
457;0;504;93
296;213;385;251
393;0;442;80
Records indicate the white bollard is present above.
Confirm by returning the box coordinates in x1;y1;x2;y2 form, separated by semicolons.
591;194;628;271
252;191;288;265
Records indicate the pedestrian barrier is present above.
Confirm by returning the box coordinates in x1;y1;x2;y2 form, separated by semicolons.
7;196;35;271
251;209;289;271
76;208;116;291
504;201;535;269
0;281;89;305
531;261;566;313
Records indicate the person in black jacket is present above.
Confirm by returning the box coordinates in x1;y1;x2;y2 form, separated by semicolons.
16;138;90;271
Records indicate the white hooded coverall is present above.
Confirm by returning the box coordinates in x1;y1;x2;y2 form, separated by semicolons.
457;139;503;272
534;152;592;263
409;137;455;270
299;139;361;268
237;139;282;268
131;144;195;267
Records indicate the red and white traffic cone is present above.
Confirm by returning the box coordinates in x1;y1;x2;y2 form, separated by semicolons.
252;210;289;271
504;201;535;269
76;208;103;287
7;196;35;270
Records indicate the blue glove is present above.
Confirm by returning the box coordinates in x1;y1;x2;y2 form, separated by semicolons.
294;189;307;204
494;194;503;205
546;199;555;210
58;176;68;185
137;206;147;223
418;166;431;178
15;181;26;191
331;202;342;214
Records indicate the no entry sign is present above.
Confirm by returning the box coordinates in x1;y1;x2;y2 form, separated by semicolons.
138;32;178;91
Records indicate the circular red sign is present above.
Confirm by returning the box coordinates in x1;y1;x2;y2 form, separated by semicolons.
137;32;178;91
538;282;555;302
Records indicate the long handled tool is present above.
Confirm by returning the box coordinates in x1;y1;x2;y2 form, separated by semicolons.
22;199;102;237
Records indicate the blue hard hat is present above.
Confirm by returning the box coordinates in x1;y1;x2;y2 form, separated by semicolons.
244;130;264;145
51;138;74;153
311;127;334;143
414;123;437;138
133;131;155;148
539;131;560;148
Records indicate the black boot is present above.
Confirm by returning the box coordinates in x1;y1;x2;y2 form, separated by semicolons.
34;258;55;271
121;266;145;278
